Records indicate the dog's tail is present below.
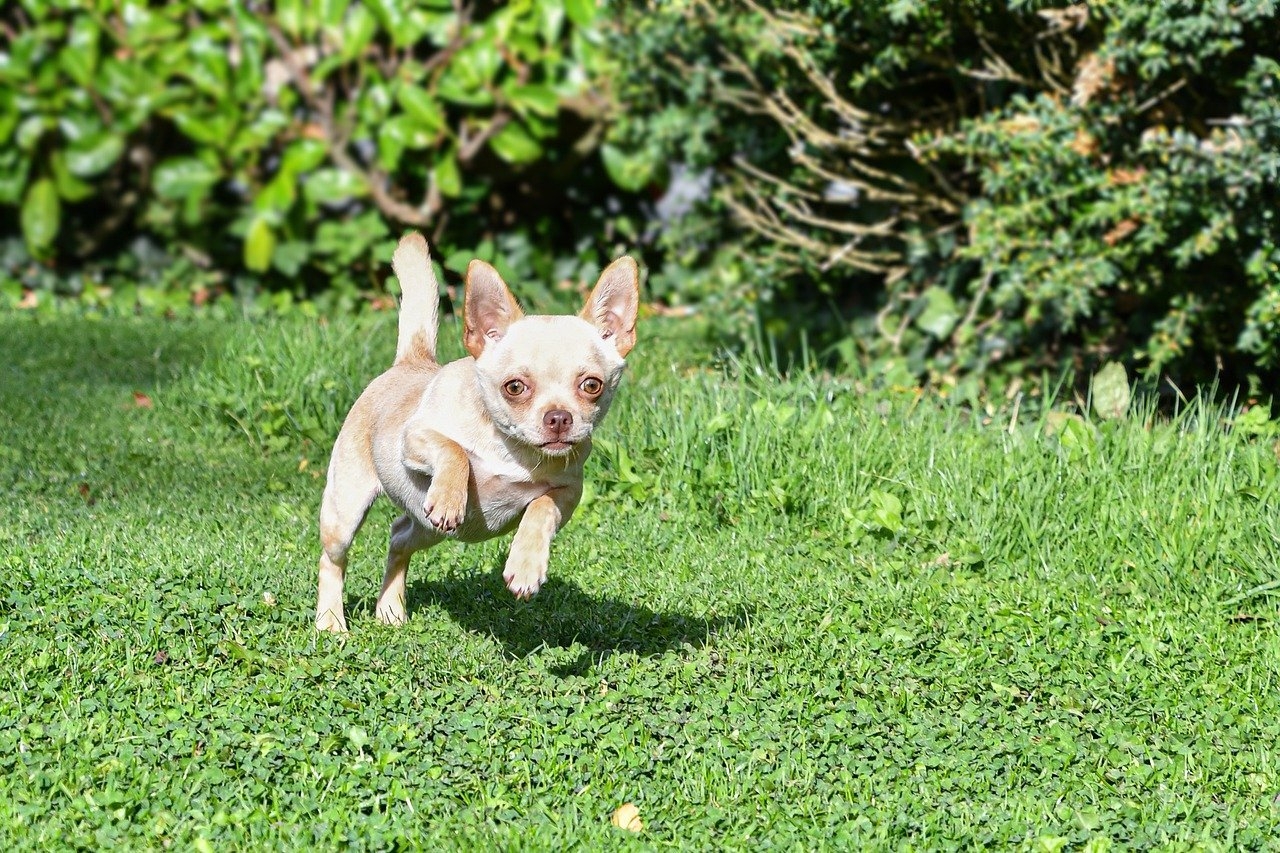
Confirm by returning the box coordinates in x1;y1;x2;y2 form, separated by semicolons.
391;232;440;366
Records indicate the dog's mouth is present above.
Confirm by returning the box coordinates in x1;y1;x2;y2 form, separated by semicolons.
538;440;577;455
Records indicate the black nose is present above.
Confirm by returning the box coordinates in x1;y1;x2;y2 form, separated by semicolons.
544;409;573;434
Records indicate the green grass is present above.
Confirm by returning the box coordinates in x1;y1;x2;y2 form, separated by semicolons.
2;311;1279;850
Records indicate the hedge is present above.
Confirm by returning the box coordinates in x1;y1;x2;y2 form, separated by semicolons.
608;0;1280;387
0;0;632;310
5;1;1279;389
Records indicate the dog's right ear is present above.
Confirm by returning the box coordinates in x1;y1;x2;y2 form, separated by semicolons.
464;260;524;359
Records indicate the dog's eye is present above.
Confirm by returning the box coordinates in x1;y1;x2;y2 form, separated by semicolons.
503;379;527;396
579;377;603;396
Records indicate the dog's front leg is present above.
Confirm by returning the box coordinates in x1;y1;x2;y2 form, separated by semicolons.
504;484;581;599
503;495;560;599
402;427;469;532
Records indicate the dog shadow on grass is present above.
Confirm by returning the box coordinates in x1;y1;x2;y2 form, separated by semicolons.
388;571;751;676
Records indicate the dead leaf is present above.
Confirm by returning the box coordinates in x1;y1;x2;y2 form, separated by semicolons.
17;289;38;310
1072;53;1114;107
132;391;154;409
298;457;310;473
611;803;643;833
1069;129;1098;158
78;482;95;506
1108;167;1147;186
999;115;1042;135
1038;5;1088;32
154;650;170;665
1103;218;1140;247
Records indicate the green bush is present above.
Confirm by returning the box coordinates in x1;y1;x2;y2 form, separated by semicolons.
934;3;1280;383
609;1;1280;387
7;1;1278;388
0;0;632;310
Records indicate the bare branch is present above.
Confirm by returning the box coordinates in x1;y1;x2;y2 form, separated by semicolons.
686;0;975;276
727;179;899;274
1135;77;1188;115
954;267;994;344
458;113;511;164
730;156;823;202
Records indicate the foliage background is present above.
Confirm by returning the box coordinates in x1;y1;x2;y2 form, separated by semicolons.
3;5;1280;844
610;0;1280;391
3;0;1279;390
1;0;637;315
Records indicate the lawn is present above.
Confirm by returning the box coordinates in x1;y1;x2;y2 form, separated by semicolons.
2;311;1279;849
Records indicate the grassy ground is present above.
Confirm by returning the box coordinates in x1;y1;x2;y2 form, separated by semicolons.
2;311;1279;850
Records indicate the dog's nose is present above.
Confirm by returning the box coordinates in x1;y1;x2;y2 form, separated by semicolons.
544;409;573;434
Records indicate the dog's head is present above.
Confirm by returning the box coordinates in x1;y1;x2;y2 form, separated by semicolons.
463;257;640;457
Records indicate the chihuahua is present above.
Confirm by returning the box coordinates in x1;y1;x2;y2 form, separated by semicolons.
314;232;639;632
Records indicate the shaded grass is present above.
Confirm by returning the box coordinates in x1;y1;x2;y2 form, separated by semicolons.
1;312;1279;849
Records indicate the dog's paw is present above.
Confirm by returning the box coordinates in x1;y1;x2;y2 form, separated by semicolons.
315;608;348;634
375;598;407;626
424;483;466;532
503;550;548;600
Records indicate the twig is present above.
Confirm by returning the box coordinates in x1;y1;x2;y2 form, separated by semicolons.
1135;77;1188;115
903;137;968;209
423;2;471;77
954;268;994;344
458;113;511;164
730;156;823;202
1007;391;1023;435
725;184;897;273
769;193;898;239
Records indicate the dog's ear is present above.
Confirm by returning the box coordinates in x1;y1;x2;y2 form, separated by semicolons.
464;260;524;358
580;257;639;357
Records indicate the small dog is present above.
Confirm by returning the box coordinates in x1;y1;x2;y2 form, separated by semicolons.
314;232;639;632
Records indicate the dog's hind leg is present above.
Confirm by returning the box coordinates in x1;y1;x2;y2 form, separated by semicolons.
315;444;380;633
375;514;436;626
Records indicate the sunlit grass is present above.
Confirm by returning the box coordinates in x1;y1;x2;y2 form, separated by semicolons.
2;312;1278;849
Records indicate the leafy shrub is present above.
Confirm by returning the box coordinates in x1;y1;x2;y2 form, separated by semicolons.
0;0;631;309
932;4;1280;383
608;1;1280;387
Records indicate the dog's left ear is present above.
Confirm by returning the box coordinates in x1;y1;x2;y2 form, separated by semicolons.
580;256;639;357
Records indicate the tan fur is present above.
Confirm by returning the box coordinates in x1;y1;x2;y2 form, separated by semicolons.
315;233;640;632
392;232;438;365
